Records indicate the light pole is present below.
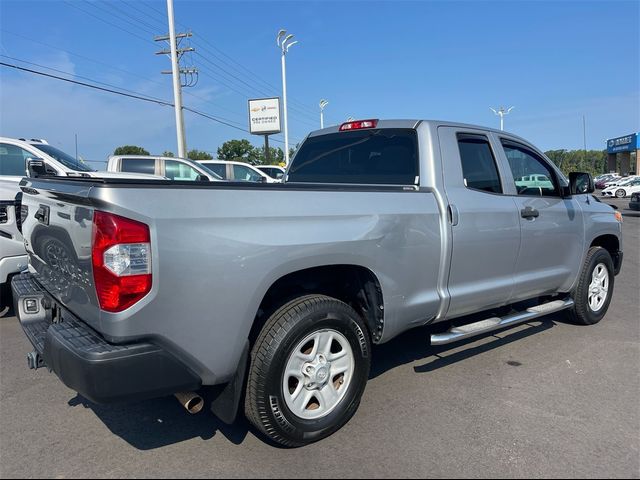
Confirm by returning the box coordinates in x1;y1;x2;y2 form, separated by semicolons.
319;99;329;129
490;106;514;131
277;29;298;166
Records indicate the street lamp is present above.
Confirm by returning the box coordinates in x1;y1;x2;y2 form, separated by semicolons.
319;99;329;129
490;106;514;131
277;29;298;166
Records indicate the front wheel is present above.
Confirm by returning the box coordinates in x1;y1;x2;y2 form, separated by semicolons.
245;295;371;447
568;247;615;325
615;189;626;198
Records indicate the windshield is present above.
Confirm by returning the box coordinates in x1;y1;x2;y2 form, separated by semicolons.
31;144;94;172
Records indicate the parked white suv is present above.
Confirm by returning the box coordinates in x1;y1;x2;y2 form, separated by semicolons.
197;160;278;183
108;155;221;181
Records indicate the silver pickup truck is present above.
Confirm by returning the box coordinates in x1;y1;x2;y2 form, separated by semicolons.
12;119;623;447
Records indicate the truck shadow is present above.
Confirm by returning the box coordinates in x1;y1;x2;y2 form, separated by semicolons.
68;391;250;450
69;313;565;450
370;316;560;378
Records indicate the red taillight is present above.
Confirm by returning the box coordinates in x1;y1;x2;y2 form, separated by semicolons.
339;119;379;131
92;211;152;312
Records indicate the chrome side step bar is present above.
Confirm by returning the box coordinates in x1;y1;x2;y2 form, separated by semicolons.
430;299;575;346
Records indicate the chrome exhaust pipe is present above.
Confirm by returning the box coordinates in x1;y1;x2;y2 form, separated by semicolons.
174;391;204;414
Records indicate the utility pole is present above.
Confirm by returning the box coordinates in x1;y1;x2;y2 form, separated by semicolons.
155;0;197;159
490;106;514;131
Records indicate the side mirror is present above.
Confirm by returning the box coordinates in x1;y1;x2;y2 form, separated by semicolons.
569;172;595;195
260;176;268;183
26;158;48;178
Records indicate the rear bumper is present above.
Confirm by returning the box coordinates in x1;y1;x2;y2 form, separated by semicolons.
12;273;201;404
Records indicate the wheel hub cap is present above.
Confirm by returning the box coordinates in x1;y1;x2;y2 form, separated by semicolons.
282;329;355;420
588;263;609;312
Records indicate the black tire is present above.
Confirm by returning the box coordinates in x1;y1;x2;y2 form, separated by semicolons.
615;189;626;198
245;294;371;447
568;247;615;325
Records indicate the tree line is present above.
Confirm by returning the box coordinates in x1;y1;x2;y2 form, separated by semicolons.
114;143;610;175
113;140;296;166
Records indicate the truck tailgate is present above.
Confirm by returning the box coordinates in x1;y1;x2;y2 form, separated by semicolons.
19;178;102;329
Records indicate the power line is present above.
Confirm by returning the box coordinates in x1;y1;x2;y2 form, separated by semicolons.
62;0;155;45
62;1;318;126
61;1;314;127
0;60;299;144
0;29;248;123
0;55;170;103
132;1;318;116
0;61;173;106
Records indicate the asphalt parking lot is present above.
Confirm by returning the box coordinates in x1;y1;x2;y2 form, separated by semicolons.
1;197;638;478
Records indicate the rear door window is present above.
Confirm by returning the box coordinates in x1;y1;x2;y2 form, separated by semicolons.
165;160;201;181
456;134;503;194
203;163;227;179
287;128;418;185
233;164;262;182
120;158;156;175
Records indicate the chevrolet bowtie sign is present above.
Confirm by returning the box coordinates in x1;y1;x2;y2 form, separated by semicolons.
248;97;282;135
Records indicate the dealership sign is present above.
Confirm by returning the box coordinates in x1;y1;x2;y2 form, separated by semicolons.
248;98;281;135
607;133;638;154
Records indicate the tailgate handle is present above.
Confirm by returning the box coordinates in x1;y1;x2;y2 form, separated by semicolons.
35;205;50;225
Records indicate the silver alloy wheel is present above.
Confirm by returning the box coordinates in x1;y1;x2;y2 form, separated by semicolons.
282;329;355;420
615;189;626;198
588;263;609;312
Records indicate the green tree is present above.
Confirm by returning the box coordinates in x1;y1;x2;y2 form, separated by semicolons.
217;139;256;163
545;149;607;177
187;149;213;160
253;146;285;165
162;151;175;157
113;145;149;156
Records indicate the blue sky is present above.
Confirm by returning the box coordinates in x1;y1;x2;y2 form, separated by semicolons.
1;0;638;164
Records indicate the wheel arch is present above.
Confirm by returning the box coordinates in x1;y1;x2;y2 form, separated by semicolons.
250;264;385;346
590;234;622;275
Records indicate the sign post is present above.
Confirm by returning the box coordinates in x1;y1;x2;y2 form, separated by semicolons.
248;98;282;165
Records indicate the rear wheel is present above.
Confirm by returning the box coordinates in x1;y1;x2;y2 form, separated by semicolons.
568;247;615;325
245;295;371;447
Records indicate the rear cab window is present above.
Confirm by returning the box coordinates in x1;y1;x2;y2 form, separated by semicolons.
287;128;419;185
120;158;156;175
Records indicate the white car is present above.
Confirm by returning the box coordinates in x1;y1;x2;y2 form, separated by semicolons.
256;165;286;181
602;176;637;189
197;160;278;183
602;177;640;198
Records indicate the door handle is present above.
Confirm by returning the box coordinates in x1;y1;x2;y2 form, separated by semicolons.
521;207;539;219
